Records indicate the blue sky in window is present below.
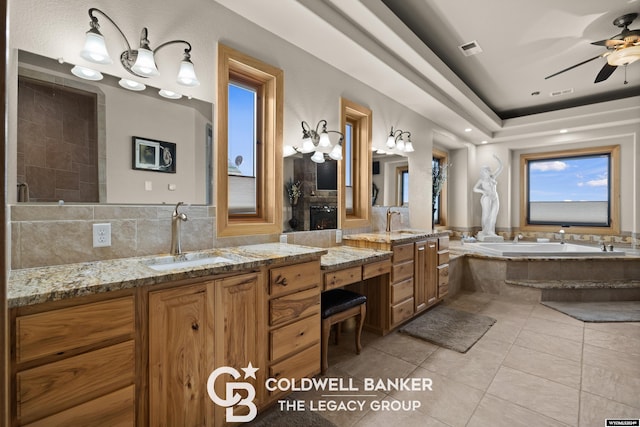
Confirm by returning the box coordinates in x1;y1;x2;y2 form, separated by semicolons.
529;155;608;202
228;83;256;177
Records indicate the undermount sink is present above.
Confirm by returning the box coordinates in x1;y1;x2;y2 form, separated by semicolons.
143;253;233;271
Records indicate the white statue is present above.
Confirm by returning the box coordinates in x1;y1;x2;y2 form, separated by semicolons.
473;154;504;241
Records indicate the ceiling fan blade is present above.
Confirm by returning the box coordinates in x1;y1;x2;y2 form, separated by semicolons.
594;63;617;83
544;54;602;79
592;39;625;47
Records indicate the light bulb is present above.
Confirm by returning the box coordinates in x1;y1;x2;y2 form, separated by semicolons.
386;134;396;148
71;65;103;81
283;145;297;157
300;137;315;153
177;59;200;87
329;144;343;160
80;31;112;65
310;151;325;163
131;48;159;77
318;132;331;148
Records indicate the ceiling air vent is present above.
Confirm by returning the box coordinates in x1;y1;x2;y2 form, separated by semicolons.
550;88;574;97
458;40;483;56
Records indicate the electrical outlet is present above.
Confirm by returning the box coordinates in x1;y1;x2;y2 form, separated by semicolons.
336;229;342;243
279;234;288;244
93;223;111;247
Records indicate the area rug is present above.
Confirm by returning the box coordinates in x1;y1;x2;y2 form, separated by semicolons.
399;305;496;353
541;301;640;322
247;402;337;427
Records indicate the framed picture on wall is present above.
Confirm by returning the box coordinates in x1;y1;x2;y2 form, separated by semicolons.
132;136;176;173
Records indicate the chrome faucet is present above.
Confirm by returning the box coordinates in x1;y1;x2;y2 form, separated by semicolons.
386;208;400;232
513;234;523;243
170;202;188;255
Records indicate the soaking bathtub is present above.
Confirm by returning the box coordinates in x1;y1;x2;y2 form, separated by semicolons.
469;242;625;257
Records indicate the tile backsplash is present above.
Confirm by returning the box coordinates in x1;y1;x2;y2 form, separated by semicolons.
10;204;354;269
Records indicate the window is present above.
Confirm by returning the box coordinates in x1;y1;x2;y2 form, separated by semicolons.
520;145;620;233
227;80;259;215
432;149;449;226
340;98;372;229
397;166;409;207
217;44;283;236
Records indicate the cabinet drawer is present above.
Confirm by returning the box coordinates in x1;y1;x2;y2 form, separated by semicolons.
16;296;134;364
17;340;135;425
439;236;450;250
23;385;135;427
269;342;320;383
438;284;449;299
362;259;391;280
391;278;414;304
270;314;320;361
270;287;320;326
392;243;414;263
392;260;414;283
324;266;361;291
391;298;414;325
437;250;450;266
270;261;320;296
438;264;449;287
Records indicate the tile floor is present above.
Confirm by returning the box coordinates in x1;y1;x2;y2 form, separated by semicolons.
291;292;640;427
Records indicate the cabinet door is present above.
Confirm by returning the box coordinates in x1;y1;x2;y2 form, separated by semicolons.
149;284;213;427
426;239;438;304
414;241;427;313
214;272;264;424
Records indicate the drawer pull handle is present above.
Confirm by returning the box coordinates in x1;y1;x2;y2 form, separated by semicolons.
192;322;199;331
275;275;288;286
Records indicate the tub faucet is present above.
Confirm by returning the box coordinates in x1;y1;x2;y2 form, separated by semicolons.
170;202;188;255
386;208;400;232
513;234;523;243
558;229;565;244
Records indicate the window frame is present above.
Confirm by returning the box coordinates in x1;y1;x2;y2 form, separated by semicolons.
519;145;620;234
216;44;283;237
432;149;449;227
339;98;372;229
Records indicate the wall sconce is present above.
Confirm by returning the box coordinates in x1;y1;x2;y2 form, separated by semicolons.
77;8;200;88
385;127;415;153
283;120;344;163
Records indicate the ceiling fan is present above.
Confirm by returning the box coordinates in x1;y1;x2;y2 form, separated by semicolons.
545;13;640;83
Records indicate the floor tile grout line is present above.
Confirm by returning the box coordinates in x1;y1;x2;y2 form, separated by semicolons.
462;297;536;426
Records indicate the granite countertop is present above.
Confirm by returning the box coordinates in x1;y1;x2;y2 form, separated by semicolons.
8;243;327;308
321;246;393;271
343;229;450;245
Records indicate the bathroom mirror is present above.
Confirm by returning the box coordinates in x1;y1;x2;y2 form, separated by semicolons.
372;153;409;207
15;50;213;205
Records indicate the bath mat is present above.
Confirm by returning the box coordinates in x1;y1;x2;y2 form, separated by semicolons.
399;305;496;353
541;301;640;322
247;401;337;427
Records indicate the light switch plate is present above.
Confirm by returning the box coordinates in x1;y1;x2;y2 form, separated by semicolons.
93;223;111;247
336;229;342;243
279;234;288;243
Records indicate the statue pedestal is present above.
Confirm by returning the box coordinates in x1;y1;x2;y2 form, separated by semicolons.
477;232;504;242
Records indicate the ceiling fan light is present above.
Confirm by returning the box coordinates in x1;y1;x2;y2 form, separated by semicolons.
607;45;640;66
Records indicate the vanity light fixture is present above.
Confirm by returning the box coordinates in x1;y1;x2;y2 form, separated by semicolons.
71;65;103;81
385;127;415;153
158;89;182;99
283;120;344;163
118;78;146;91
79;8;200;87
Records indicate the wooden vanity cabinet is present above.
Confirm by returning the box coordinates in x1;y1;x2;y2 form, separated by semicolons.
12;292;136;426
437;236;450;298
148;271;264;427
414;239;438;314
266;260;321;401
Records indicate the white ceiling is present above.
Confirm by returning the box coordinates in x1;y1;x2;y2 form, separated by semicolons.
214;0;640;147
381;0;640;119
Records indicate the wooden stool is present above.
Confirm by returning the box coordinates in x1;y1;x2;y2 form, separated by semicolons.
320;289;367;375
